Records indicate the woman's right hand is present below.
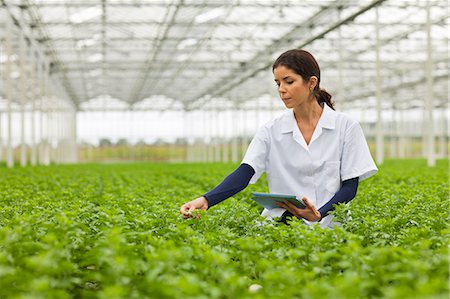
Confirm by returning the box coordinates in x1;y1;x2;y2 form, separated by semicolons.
180;196;209;218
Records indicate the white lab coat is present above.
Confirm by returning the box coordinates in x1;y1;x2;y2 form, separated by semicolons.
242;104;377;228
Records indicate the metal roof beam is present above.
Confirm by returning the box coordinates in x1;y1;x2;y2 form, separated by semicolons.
1;0;80;106
29;20;443;26
187;0;387;110
20;1;326;8
345;72;449;102
126;0;183;104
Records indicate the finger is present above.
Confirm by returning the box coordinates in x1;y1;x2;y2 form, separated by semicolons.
276;202;294;215
283;200;297;210
301;197;320;218
278;201;296;215
181;213;191;219
284;200;303;216
301;197;316;210
180;205;193;218
180;204;188;214
276;202;289;210
275;201;285;207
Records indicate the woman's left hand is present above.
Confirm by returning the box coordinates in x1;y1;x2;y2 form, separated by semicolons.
276;196;321;222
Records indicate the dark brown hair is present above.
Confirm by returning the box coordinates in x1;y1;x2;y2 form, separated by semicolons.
272;49;335;110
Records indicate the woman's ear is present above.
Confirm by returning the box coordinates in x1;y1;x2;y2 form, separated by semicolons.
309;76;318;91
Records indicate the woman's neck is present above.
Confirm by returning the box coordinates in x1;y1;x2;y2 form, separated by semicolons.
293;100;323;124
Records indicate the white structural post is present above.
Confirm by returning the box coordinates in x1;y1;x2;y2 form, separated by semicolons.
398;107;406;158
70;109;78;163
214;107;220;162
424;0;435;166
194;110;200;162
222;108;229;163
183;110;191;162
37;59;44;165
19;25;27;167
42;62;50;166
202;109;207;162
241;107;248;157
53;89;58;164
405;110;412;158
337;9;344;111
191;111;196;162
55;86;61;164
199;109;203;162
40;63;45;165
190;110;195;162
208;109;214;162
59;106;64;164
47;91;53;164
50;86;56;164
128;109;134;161
5;14;14;168
205;109;210;162
231;104;239;163
183;110;189;162
390;106;396;158
29;48;37;166
439;106;447;158
62;108;67;163
189;110;194;162
375;6;384;165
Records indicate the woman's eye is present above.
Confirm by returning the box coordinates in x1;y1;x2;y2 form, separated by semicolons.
286;81;293;84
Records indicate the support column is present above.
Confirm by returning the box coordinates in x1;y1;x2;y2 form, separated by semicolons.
42;62;50;166
398;107;406;159
205;109;214;162
30;48;37;166
424;0;435;166
49;85;56;164
214;107;220;162
70;109;78;163
375;6;384;165
128;109;134;161
208;109;214;162
202;109;207;162
37;59;43;165
231;105;239;163
183;110;191;162
5;14;14;168
222;109;229;163
19;24;27;167
56;86;61;164
438;105;447;158
390;106;396;158
337;8;344;111
241;108;248;157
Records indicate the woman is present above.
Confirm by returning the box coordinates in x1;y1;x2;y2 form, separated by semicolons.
180;49;377;228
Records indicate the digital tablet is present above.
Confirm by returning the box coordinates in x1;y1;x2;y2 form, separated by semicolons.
251;192;306;210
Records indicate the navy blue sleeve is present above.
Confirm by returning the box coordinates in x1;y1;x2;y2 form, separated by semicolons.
318;177;359;219
203;163;255;208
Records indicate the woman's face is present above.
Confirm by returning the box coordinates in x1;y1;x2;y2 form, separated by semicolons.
273;65;314;109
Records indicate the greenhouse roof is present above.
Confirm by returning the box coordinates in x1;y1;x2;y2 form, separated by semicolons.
0;0;448;111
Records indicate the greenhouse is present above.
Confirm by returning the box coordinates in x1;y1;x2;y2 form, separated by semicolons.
0;0;448;298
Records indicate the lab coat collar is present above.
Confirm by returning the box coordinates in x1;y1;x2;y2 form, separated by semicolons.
280;104;336;134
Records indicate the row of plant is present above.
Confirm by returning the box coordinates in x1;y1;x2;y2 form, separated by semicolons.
0;159;448;298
